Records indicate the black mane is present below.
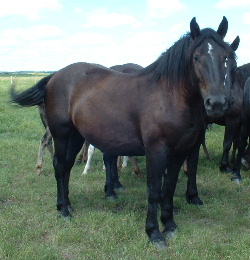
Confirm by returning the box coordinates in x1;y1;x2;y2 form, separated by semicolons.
139;28;237;84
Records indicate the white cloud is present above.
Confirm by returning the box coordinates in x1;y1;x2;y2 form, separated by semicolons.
2;25;62;41
243;12;250;24
74;8;84;13
216;0;250;9
84;10;138;28
67;31;113;47
0;0;61;19
235;33;250;66
147;0;186;18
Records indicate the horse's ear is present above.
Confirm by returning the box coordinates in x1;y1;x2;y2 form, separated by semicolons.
217;16;228;39
230;36;240;51
190;17;200;40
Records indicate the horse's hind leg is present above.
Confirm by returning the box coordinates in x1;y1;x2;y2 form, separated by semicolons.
201;136;210;160
82;144;95;174
46;131;54;159
129;156;143;176
76;140;90;165
103;153;124;200
53;128;84;217
121;156;128;168
36;127;53;175
36;134;46;175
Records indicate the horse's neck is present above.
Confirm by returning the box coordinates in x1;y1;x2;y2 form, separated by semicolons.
166;80;203;121
180;80;203;112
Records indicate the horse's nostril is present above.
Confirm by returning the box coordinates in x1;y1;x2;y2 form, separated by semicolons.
204;97;228;113
205;98;212;108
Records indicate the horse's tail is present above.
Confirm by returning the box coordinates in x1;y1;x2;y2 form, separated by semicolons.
10;73;54;107
243;77;250;121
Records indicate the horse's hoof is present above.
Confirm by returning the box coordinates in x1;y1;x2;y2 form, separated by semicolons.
231;176;242;184
115;186;126;192
164;230;176;239
58;212;72;221
220;165;233;173
106;195;117;201
188;196;203;205
162;220;177;239
152;240;168;250
150;231;167;249
68;205;74;213
162;225;177;239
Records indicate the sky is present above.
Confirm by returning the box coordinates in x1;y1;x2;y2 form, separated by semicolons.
0;0;249;72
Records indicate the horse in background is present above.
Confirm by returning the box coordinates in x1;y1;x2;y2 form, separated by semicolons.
231;77;250;182
36;63;143;175
11;17;238;248
81;143;142;176
79;63;143;176
213;62;250;175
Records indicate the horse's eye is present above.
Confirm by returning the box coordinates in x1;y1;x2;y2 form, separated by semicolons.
193;55;199;61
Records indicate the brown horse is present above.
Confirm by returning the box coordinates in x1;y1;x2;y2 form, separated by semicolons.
232;77;250;182
212;62;250;174
11;17;237;248
36;63;143;175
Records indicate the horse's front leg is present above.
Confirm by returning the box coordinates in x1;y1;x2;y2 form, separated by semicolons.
232;124;249;183
103;153;123;200
161;152;186;237
219;121;240;173
185;134;203;205
145;145;168;248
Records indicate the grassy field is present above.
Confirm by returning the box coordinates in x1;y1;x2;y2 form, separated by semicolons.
0;75;249;260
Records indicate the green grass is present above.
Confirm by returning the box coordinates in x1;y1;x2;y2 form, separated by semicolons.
0;76;249;260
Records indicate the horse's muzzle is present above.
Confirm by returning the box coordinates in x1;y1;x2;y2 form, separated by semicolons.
204;96;228;118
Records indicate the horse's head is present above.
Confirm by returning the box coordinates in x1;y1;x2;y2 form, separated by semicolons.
190;16;239;118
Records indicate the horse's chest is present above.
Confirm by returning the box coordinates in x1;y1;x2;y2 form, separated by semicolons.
167;116;202;152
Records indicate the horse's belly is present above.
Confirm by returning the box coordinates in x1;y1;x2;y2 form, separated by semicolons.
86;135;145;156
76;118;145;156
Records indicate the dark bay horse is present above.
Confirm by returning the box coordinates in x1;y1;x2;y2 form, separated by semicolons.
184;37;239;202
231;77;250;182
36;63;143;175
212;62;250;174
11;17;237;248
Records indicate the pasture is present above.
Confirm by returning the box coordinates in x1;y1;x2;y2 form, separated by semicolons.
0;75;249;260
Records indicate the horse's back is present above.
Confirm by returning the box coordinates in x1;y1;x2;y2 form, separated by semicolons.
45;63;111;133
45;62;144;154
110;63;143;73
45;62;115;114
